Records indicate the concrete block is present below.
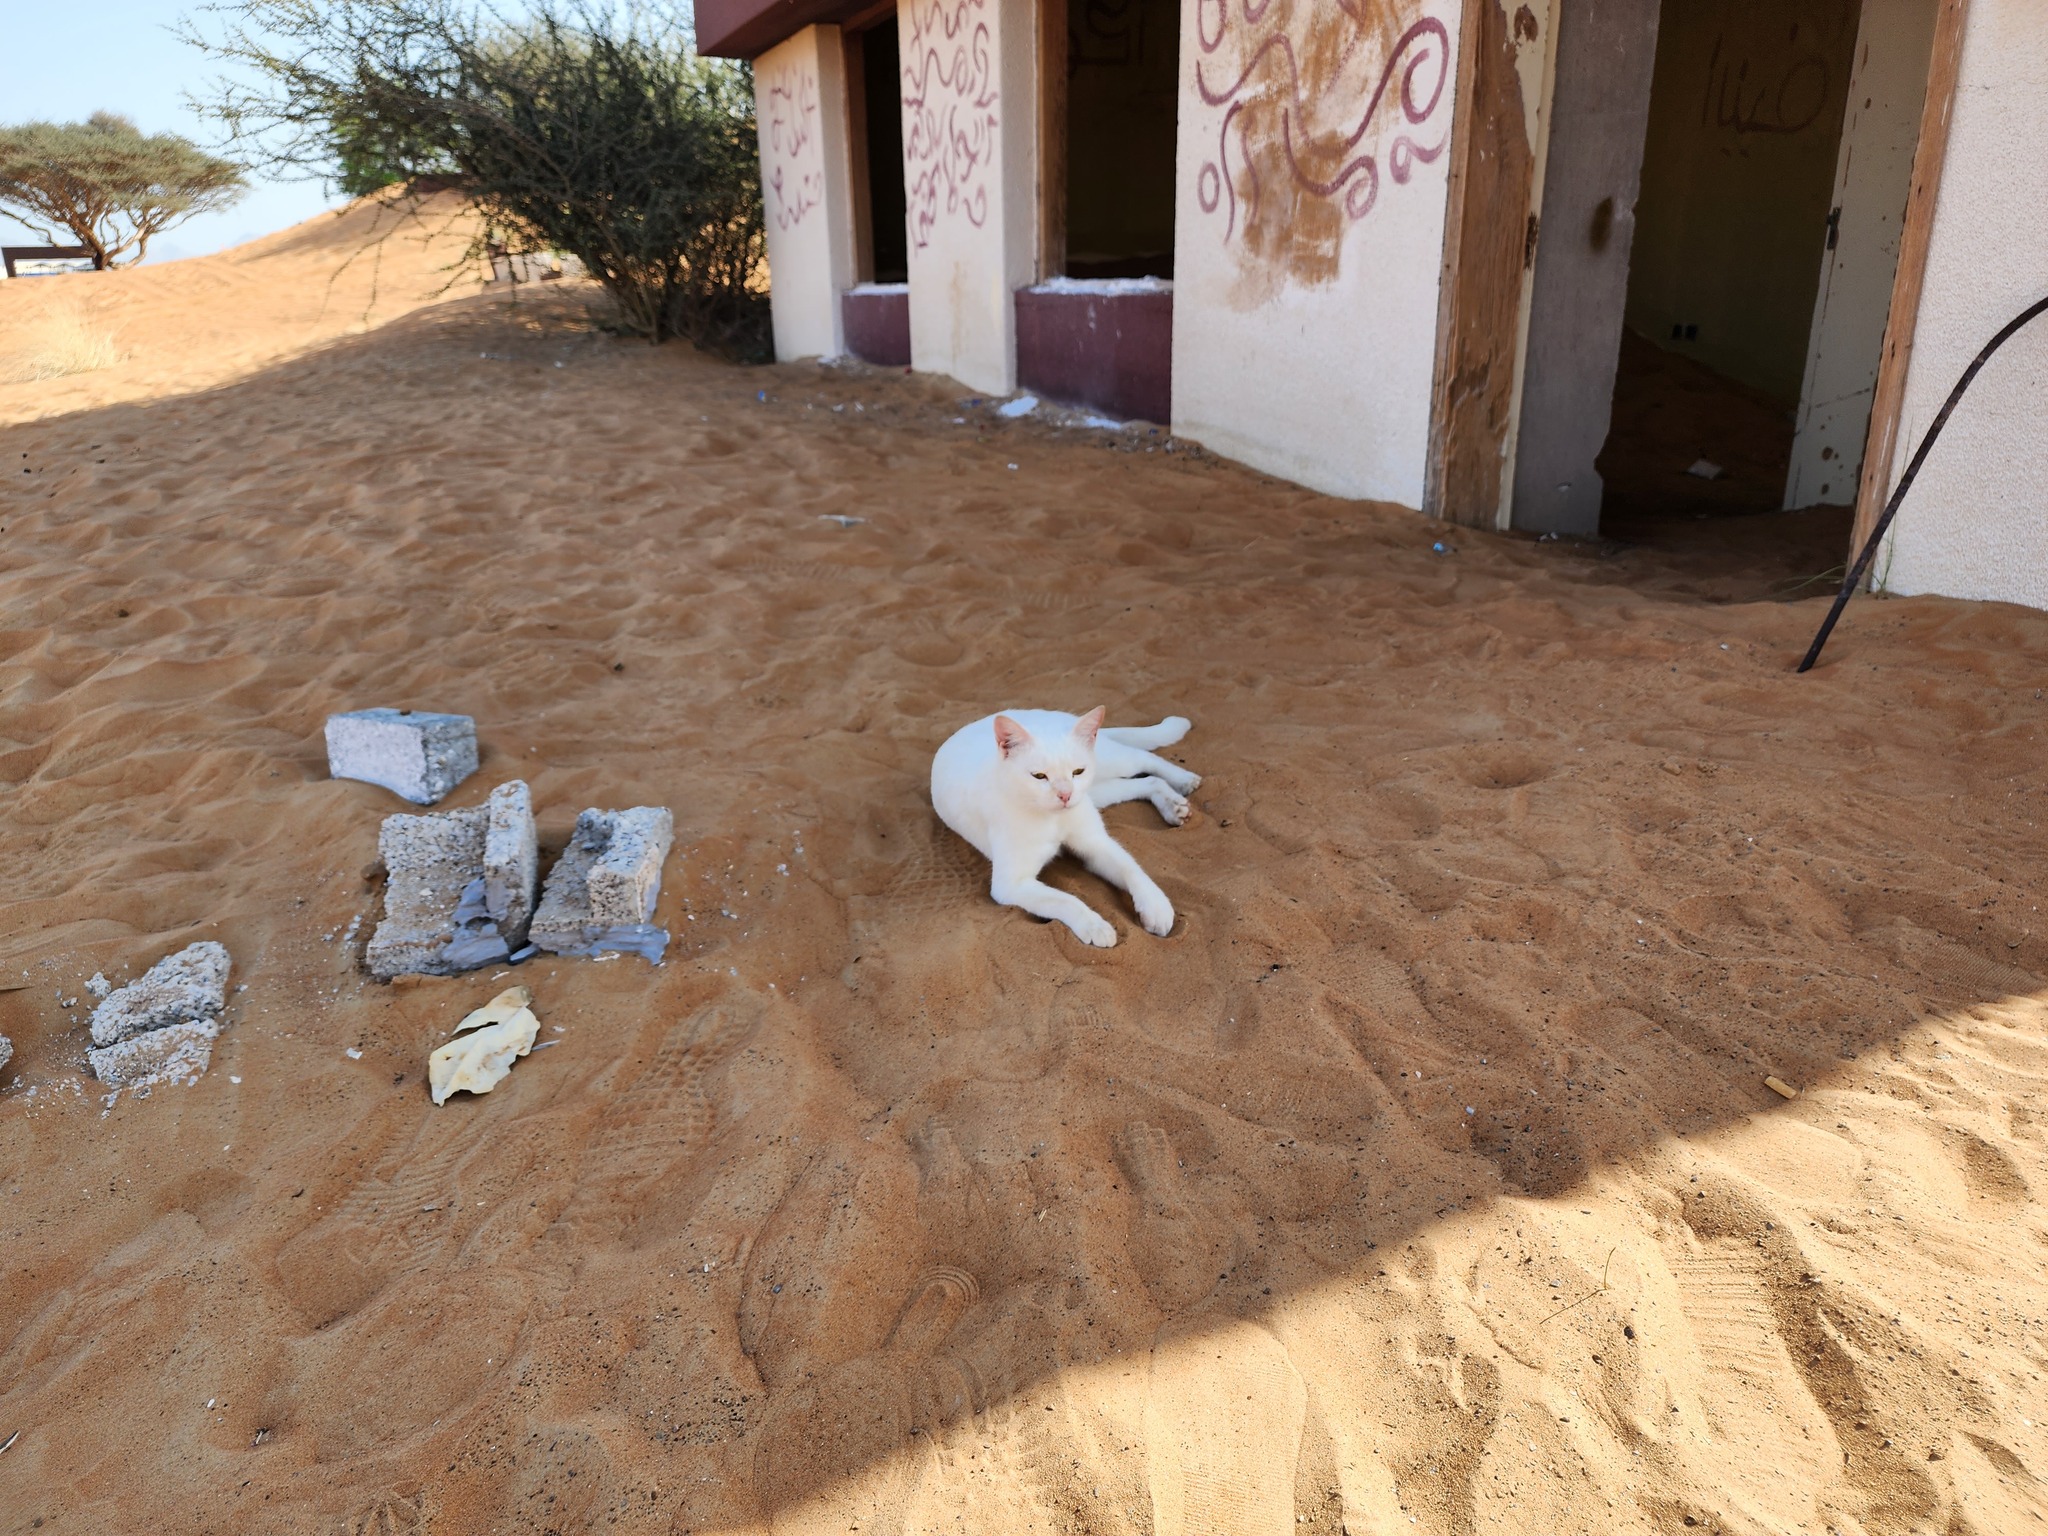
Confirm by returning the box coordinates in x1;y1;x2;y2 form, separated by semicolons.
89;941;231;1048
483;780;538;949
366;780;538;978
326;708;478;805
89;1017;221;1089
0;1034;11;1076
531;806;674;961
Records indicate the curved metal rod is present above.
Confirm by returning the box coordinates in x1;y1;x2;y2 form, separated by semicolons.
1797;291;2048;674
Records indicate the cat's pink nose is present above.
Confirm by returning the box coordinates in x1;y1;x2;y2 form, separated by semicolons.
1056;788;1072;805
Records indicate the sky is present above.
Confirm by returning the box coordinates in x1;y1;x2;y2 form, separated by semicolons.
0;0;345;268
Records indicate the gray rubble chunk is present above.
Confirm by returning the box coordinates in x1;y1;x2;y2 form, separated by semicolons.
89;1017;221;1089
366;781;538;978
89;941;231;1048
0;1034;11;1075
531;806;674;962
326;708;478;806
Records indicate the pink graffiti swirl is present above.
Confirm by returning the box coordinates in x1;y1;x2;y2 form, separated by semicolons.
1196;13;1451;246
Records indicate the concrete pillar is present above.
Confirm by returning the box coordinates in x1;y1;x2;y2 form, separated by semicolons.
1169;8;1464;505
1878;0;2048;609
899;0;1039;394
757;26;859;361
1509;0;1661;536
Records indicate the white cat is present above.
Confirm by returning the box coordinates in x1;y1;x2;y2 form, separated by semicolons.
930;708;1201;947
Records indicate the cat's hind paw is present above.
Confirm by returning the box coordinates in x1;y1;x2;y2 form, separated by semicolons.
1068;912;1118;948
1153;788;1192;826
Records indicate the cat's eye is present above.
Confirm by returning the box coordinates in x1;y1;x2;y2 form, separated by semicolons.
1031;771;1048;780
1072;768;1084;776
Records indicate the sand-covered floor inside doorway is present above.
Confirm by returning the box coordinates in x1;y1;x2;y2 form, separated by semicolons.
3;206;2047;1536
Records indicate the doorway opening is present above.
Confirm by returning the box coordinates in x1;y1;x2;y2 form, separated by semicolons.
842;10;911;366
1056;0;1179;279
846;12;907;285
1595;0;1939;556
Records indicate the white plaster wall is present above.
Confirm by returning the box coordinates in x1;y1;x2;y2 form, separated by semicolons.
757;27;858;361
1877;0;2048;609
899;0;1038;394
1170;3;1463;505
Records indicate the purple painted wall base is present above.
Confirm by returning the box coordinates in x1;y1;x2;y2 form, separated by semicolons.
1014;283;1173;424
842;286;911;367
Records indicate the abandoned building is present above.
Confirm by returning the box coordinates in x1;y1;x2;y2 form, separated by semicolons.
698;0;2046;612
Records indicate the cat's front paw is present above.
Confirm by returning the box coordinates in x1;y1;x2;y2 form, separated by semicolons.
1155;790;1191;826
1069;911;1118;947
1135;891;1176;937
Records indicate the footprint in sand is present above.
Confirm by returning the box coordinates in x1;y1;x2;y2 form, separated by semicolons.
1142;1317;1308;1536
887;1265;980;1354
1671;1176;1940;1529
752;1270;1002;1536
329;1490;426;1536
273;1112;477;1327
913;1120;1031;1273
877;820;987;915
1115;1123;1236;1314
551;997;762;1243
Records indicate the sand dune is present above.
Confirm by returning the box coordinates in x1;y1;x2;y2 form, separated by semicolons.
2;204;2046;1536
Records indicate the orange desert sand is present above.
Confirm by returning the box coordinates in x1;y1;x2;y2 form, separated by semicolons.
2;198;2046;1536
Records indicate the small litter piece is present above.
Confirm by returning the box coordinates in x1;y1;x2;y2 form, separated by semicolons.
530;806;674;962
89;942;230;1048
367;782;538;978
325;708;478;806
429;985;540;1104
997;395;1038;419
1686;459;1725;481
819;514;866;528
1764;1075;1800;1100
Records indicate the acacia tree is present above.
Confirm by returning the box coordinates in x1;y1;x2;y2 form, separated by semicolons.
0;113;247;267
187;0;768;353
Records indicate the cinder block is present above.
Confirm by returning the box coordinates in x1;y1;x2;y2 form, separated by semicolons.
366;780;538;977
89;1017;221;1089
89;941;231;1048
531;806;674;961
483;780;538;949
326;708;478;805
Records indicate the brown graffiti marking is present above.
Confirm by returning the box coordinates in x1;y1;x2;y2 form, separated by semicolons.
901;0;1001;251
1194;0;1451;291
763;66;823;231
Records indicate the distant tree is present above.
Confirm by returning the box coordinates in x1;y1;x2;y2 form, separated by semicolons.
0;113;247;267
186;1;767;354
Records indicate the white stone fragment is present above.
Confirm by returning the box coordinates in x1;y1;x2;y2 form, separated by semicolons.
530;806;674;962
88;1018;221;1089
89;942;231;1048
325;708;478;805
0;1034;11;1075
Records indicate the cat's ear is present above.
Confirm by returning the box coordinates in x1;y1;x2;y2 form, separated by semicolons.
993;714;1033;757
1072;706;1106;748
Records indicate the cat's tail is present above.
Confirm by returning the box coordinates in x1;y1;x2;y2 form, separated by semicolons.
1102;716;1190;749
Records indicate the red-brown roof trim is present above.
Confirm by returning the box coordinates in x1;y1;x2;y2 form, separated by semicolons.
695;0;882;59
